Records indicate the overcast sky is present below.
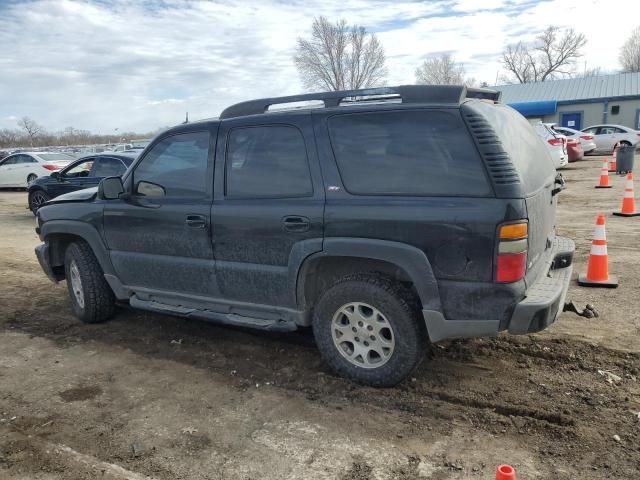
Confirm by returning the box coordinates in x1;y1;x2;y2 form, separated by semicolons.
0;0;636;134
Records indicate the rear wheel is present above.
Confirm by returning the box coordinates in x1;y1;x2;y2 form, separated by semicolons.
26;174;37;186
313;274;426;387
28;189;50;214
64;241;116;323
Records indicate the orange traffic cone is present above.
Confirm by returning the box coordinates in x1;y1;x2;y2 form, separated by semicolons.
609;142;619;172
578;214;618;288
595;157;612;188
613;173;640;217
496;465;516;480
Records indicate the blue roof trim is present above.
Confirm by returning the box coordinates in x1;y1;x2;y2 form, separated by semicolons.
508;100;557;116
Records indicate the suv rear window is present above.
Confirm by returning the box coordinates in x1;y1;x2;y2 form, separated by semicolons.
328;110;491;196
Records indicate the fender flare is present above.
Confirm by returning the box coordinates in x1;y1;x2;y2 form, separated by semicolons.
41;220;115;276
296;237;442;312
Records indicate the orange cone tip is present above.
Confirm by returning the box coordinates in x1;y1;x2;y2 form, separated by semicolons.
496;464;516;480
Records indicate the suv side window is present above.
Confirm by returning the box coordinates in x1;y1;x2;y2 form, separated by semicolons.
133;131;210;197
328;110;491;196
225;125;313;198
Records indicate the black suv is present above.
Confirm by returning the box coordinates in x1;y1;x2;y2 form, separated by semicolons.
34;85;574;386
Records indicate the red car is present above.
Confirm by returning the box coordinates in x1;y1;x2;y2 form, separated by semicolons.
567;137;584;162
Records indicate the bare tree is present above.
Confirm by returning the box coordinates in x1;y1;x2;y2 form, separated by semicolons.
294;16;387;91
0;129;22;148
415;54;476;86
17;117;43;147
502;26;587;83
620;26;640;73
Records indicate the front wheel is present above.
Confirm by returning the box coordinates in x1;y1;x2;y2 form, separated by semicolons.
313;274;426;387
64;241;116;323
28;190;50;214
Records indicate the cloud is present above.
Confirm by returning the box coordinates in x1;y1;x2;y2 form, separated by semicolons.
0;0;636;133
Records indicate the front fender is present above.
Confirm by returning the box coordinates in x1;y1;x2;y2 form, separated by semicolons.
40;219;115;277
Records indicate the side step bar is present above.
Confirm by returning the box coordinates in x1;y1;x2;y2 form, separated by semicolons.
129;295;298;332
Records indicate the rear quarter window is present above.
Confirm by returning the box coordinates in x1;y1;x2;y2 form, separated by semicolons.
327;109;491;196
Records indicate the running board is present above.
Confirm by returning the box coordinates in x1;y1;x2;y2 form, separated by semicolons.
129;295;298;332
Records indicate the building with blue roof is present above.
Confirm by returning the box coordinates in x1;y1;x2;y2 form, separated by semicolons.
495;72;640;130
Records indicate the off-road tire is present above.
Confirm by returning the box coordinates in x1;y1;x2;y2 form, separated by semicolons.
64;241;116;323
313;274;426;387
28;189;50;214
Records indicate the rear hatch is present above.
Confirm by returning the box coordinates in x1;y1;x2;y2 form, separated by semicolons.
462;101;558;286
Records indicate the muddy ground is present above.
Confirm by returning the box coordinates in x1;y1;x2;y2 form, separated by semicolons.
1;155;639;479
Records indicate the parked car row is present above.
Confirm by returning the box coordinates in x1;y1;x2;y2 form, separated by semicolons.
536;122;640;165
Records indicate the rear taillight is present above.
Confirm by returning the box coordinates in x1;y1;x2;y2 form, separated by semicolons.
42;164;60;171
548;138;563;146
496;222;528;283
580;135;594;140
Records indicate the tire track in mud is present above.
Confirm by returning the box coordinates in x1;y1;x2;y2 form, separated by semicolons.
2;303;640;476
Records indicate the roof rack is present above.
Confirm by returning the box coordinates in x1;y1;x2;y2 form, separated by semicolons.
219;85;501;119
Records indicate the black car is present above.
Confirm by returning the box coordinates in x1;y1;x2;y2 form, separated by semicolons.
27;152;138;213
34;85;574;386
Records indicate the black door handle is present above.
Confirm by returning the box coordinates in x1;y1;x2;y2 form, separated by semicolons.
186;214;206;228
283;216;310;232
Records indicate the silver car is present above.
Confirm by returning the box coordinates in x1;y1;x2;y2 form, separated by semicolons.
550;125;597;154
581;124;640;153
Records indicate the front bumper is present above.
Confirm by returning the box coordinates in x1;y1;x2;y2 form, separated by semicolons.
35;243;58;283
508;236;574;334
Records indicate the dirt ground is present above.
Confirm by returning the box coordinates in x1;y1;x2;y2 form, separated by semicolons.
1;155;640;479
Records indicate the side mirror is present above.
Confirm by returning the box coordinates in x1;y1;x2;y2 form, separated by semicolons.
51;171;60;179
136;181;166;198
98;176;124;200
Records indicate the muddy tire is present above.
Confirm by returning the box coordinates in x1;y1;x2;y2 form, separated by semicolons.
28;189;50;214
64;241;116;323
313;274;426;387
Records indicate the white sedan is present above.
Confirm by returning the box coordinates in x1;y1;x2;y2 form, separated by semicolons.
581;124;640;153
531;122;568;169
0;152;75;188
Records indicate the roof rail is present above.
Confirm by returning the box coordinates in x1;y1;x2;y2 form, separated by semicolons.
219;85;501;119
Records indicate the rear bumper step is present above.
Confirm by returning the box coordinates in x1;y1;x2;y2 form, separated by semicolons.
508;237;574;334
